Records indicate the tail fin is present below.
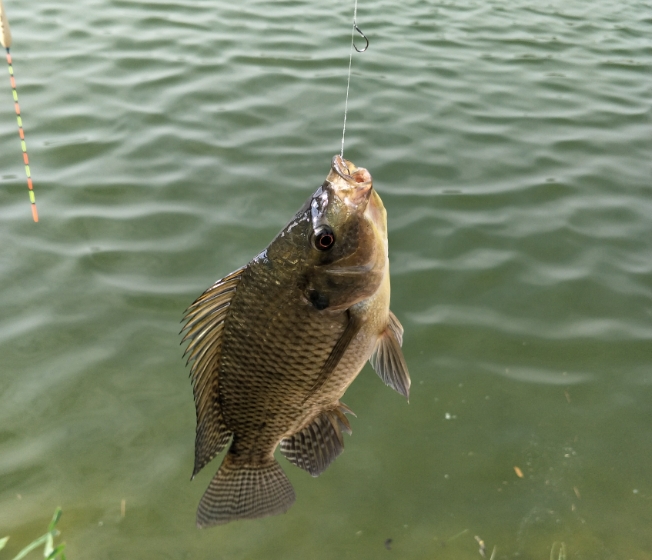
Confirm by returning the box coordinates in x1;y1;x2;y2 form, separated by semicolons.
196;453;296;527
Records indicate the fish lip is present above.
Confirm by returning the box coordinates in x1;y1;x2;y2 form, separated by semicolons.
328;155;373;208
331;155;373;186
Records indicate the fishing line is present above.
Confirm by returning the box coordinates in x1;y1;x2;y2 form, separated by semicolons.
1;0;38;222
340;0;368;159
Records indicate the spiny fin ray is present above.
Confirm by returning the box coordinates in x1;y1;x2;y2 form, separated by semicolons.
182;266;245;478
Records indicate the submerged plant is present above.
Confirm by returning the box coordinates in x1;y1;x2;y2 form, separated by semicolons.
0;508;66;560
550;541;567;560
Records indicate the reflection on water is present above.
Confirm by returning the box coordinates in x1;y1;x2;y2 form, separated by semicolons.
1;0;651;558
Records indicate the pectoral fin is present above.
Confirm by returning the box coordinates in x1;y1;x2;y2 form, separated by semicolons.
370;310;410;400
280;403;355;477
303;311;363;401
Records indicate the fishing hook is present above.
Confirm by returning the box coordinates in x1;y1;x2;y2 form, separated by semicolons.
353;23;369;53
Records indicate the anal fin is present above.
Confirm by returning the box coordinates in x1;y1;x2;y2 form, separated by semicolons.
280;403;354;477
197;452;295;527
369;310;410;400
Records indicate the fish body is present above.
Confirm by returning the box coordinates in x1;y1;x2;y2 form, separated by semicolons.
182;155;409;527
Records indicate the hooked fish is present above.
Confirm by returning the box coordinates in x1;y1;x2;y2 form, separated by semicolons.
182;155;409;527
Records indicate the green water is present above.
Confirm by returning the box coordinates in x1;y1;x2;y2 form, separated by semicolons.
1;0;651;558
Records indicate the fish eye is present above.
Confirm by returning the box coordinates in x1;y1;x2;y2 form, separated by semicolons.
313;226;335;251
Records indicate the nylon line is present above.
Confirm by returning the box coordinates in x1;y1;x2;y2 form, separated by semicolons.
340;0;359;159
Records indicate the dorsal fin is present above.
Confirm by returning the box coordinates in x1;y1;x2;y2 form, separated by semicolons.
280;403;355;477
369;310;410;400
181;266;245;477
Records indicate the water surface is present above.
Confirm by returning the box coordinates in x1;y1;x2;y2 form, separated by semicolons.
1;0;651;558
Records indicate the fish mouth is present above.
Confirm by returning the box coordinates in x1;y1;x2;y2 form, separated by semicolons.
327;155;373;208
325;155;386;238
331;155;373;186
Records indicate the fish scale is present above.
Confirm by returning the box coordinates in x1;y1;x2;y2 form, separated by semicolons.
219;261;352;443
182;156;410;526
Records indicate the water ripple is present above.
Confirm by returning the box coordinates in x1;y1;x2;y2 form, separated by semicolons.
1;0;651;556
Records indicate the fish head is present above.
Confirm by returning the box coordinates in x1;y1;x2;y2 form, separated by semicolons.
299;155;389;311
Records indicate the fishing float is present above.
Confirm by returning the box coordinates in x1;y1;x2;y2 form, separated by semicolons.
1;0;38;222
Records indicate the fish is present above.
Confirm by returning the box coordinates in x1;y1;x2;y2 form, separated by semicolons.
181;155;410;527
